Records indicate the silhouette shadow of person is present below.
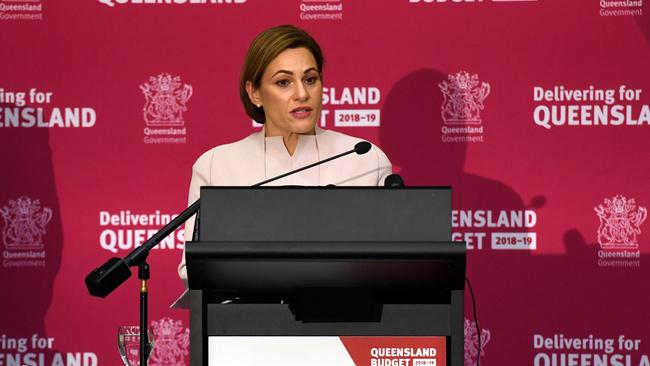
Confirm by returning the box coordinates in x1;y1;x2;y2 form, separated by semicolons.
379;68;527;237
379;69;538;363
0;100;64;362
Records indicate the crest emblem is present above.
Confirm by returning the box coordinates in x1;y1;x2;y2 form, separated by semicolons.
594;195;647;250
149;317;190;366
439;71;490;124
464;318;491;366
140;73;193;126
0;197;52;250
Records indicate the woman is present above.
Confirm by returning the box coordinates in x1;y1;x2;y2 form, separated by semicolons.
178;25;392;283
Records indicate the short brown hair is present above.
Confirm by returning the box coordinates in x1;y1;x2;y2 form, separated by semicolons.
240;25;324;124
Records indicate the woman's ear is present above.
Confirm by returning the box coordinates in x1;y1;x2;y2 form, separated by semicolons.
246;81;262;108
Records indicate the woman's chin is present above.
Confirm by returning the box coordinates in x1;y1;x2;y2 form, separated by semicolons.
265;117;317;136
291;120;317;134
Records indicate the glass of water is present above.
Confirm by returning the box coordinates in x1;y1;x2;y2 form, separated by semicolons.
117;325;154;366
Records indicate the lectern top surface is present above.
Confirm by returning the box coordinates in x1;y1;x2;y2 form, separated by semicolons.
198;187;451;242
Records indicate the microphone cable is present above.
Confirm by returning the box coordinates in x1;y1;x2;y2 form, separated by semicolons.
465;277;481;366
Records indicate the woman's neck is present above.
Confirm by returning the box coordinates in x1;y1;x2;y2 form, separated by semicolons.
265;127;315;156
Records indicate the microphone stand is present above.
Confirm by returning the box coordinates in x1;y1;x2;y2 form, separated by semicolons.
84;141;372;365
139;262;149;366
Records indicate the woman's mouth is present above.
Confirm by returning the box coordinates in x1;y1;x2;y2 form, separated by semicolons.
290;106;313;119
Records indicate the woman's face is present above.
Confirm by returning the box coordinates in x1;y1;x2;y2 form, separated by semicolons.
248;47;323;136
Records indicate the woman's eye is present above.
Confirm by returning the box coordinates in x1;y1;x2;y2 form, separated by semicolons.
304;76;318;85
276;79;290;87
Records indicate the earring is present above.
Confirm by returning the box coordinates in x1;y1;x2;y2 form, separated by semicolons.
256;104;262;108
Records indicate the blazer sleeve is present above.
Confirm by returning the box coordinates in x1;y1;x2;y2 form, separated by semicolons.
375;145;393;186
178;150;213;286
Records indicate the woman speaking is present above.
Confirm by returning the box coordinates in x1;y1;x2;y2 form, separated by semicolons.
178;25;392;283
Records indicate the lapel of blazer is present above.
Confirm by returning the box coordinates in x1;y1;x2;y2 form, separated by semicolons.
246;125;329;184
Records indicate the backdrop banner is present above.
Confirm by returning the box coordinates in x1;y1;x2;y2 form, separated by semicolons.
1;0;649;365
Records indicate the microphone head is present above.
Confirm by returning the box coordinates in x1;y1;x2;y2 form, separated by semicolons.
384;174;405;188
85;257;132;298
354;141;372;155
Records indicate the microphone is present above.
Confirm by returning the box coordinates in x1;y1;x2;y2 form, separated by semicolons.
85;141;374;298
354;141;371;154
86;199;201;298
384;174;405;188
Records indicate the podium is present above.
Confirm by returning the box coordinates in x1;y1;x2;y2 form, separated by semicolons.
186;187;465;366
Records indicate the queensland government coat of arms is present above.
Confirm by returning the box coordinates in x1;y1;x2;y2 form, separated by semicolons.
0;197;52;249
149;317;190;366
594;195;647;249
140;73;193;126
439;71;491;124
464;318;491;366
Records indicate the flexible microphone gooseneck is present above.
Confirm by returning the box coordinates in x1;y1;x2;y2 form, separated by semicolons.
85;141;373;298
252;141;371;186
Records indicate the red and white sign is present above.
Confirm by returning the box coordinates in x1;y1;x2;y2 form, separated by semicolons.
208;336;446;366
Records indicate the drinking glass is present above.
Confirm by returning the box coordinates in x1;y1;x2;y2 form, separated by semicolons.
117;325;154;366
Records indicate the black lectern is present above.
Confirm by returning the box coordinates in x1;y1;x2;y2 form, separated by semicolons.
186;187;465;366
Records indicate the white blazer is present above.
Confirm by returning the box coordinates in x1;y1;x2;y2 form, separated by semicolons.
178;127;392;283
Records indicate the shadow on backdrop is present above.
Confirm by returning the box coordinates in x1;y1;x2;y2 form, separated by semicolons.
634;1;649;44
379;69;649;365
379;68;526;209
0;101;63;360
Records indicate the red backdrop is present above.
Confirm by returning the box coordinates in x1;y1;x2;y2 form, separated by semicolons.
2;0;649;365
